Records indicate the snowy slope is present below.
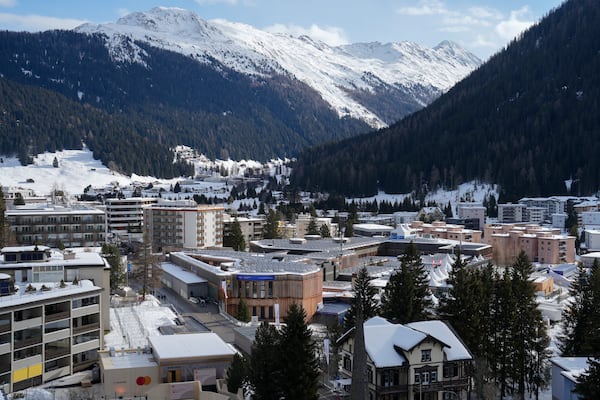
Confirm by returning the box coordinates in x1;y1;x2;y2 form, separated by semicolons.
76;7;480;128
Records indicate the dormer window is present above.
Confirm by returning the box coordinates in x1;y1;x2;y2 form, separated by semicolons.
421;349;432;362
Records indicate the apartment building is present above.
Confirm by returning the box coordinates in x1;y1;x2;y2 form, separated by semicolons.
143;200;224;252
498;203;527;223
5;204;106;248
456;202;486;230
104;197;158;242
483;224;575;265
337;317;472;400
0;246;108;393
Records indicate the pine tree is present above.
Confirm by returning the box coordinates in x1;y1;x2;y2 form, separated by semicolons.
560;259;600;356
225;217;246;251
574;358;600;399
380;242;431;323
343;266;379;331
249;322;282;400
279;303;320;400
507;251;550;400
307;216;319;236
226;352;248;395
319;223;331;238
263;209;280;239
102;243;124;293
237;298;251;323
439;252;483;354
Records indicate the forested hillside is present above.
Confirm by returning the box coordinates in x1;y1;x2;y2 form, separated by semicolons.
291;0;600;200
0;77;193;177
0;30;369;173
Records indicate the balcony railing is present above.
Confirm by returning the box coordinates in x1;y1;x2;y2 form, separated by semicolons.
443;377;469;389
72;322;100;335
377;383;409;395
45;311;70;323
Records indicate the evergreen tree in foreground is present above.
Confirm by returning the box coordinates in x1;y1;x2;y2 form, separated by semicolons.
380;242;431;323
279;303;320;400
343;266;379;331
249;322;281;400
560;259;600;356
226;353;248;395
575;358;600;399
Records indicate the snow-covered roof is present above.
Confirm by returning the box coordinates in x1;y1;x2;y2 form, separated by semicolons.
160;262;207;284
0;280;101;308
363;317;426;368
149;332;235;362
100;350;158;370
406;320;472;361
1;245;51;253
552;357;590;382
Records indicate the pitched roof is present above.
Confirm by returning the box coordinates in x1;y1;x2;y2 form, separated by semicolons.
407;320;472;361
363;317;427;368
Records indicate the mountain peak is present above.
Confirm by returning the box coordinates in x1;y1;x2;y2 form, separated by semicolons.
76;7;481;128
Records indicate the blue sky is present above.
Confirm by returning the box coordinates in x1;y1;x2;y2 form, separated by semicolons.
0;0;564;60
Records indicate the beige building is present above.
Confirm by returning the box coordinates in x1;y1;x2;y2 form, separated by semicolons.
337;317;472;400
144;201;224;252
410;221;482;243
483;224;575;265
0;246;108;393
100;333;236;400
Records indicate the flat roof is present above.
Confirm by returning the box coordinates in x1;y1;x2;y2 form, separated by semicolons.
100;350;158;370
0;280;102;308
161;262;208;284
149;333;235;362
0;249;105;269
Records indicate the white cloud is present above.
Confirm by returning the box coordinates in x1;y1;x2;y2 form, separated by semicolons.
0;13;87;31
397;0;448;16
195;0;238;5
468;6;502;20
116;8;130;17
495;6;533;40
264;23;349;46
0;0;16;7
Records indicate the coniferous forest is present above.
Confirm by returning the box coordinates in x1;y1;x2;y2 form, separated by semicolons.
0;30;369;176
291;0;600;201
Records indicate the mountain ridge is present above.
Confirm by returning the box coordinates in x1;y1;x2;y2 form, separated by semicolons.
75;6;480;128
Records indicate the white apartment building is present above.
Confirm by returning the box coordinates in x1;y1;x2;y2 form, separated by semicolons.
104;197;159;242
0;246;109;393
143;200;224;252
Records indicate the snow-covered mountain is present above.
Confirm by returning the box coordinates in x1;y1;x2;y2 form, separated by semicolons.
76;7;480;128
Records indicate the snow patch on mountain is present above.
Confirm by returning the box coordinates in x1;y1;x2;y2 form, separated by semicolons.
76;7;480;128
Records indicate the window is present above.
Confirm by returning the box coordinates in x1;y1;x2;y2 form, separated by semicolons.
343;355;352;372
421;349;432;362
